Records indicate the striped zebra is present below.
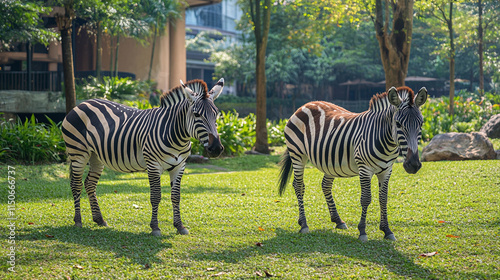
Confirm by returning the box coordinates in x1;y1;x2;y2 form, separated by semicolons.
278;86;427;242
62;79;224;236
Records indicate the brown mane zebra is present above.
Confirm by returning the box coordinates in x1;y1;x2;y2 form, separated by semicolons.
278;86;427;241
62;79;224;236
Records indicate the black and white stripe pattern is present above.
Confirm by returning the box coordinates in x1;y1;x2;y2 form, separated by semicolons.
62;78;224;236
278;86;427;241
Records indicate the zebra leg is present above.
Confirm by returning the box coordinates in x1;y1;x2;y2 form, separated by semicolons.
377;169;396;241
321;175;347;229
170;163;189;235
147;164;163;236
291;159;309;233
69;155;89;228
84;153;107;227
357;167;374;242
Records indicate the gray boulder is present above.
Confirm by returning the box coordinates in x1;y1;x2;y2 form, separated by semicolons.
422;132;497;161
480;114;500;138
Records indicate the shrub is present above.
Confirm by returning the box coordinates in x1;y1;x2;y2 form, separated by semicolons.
420;91;500;141
191;110;287;156
76;77;153;101
0;115;66;164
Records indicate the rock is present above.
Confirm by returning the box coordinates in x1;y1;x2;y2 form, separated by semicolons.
422;132;497;161
497;150;500;160
480;114;500;139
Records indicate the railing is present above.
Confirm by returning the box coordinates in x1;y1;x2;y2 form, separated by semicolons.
0;71;62;91
0;71;136;92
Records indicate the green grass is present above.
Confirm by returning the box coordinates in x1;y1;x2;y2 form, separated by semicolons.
1;153;499;279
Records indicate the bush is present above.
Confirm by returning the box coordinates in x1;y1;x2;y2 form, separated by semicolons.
0;115;66;164
76;76;153;101
420;91;500;141
191;110;287;156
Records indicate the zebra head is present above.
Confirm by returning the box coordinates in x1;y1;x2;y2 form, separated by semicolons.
388;86;428;174
181;78;225;158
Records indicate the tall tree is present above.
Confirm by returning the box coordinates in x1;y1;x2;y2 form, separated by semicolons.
54;0;78;114
0;0;58;50
247;0;272;154
142;0;181;81
365;0;415;89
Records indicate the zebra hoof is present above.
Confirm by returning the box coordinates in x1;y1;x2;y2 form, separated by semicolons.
74;222;82;228
151;230;162;236
336;223;348;229
299;227;309;234
177;227;190;235
358;235;368;242
384;234;396;241
98;221;108;227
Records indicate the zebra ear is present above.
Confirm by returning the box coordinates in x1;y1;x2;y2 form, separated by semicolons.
387;87;402;107
180;80;197;103
208;78;224;101
414;87;428;107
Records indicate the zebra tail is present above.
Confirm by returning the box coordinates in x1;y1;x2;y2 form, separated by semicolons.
278;149;293;196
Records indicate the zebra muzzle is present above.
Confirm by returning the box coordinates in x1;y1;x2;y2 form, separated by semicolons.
206;133;224;157
403;148;422;174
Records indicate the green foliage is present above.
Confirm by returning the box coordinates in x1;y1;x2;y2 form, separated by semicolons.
191;110;287;156
0;115;66;164
0;0;59;50
420;91;500;141
76;76;153;100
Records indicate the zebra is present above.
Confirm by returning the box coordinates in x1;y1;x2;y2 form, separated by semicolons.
61;78;224;236
278;86;427;242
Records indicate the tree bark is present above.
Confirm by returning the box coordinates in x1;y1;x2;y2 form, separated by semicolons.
478;0;484;96
448;1;455;116
96;20;102;81
374;0;414;90
56;3;76;114
250;0;271;154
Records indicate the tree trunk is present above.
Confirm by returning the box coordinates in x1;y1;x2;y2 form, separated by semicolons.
114;33;120;78
448;1;455;116
96;20;102;81
255;41;269;153
250;0;271;154
478;0;484;96
374;0;414;90
55;4;76;114
148;19;159;81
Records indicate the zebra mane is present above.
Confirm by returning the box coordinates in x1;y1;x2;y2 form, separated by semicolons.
369;86;415;112
160;79;209;108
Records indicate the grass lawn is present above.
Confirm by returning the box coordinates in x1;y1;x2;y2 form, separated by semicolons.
1;152;499;279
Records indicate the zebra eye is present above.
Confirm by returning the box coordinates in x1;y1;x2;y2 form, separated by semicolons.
194;112;201;118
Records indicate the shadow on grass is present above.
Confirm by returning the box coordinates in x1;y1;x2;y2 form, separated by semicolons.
191;228;435;278
17;225;173;265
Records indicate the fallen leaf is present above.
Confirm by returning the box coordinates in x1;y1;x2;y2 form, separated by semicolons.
210;272;226;277
255;242;263;247
144;263;150;269
45;234;54;238
51;203;55;207
255;271;263;276
114;190;117;193
419;252;438;257
264;270;273;277
258;227;265;231
241;193;246;196
206;267;216;271
73;264;84;270
28;222;34;225
274;200;280;203
446;234;459;238
438;220;449;223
